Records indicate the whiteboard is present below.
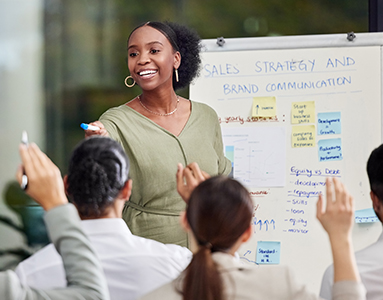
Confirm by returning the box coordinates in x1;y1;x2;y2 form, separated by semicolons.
190;33;383;293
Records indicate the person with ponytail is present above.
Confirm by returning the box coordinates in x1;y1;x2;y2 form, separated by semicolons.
84;21;231;247
140;165;366;300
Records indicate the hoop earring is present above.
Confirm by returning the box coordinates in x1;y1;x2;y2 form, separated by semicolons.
124;76;135;88
175;69;179;82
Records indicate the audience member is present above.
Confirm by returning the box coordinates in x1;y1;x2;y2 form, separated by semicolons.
15;137;191;300
1;142;110;299
320;144;383;300
141;167;365;300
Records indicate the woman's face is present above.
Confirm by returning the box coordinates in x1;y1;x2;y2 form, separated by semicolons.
127;26;180;91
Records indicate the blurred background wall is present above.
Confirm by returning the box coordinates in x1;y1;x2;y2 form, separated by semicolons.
0;0;44;268
0;0;368;269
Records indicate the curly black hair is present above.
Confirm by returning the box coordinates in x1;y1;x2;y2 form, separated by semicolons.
128;21;202;91
66;136;130;218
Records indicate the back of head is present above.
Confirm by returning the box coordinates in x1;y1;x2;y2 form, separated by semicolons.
182;176;253;300
187;176;253;251
66;136;129;218
367;143;383;203
129;21;202;91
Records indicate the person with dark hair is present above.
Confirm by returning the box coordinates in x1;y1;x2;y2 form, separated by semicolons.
85;21;231;247
15;137;191;300
66;136;130;219
320;144;383;300
140;167;366;300
3;142;110;300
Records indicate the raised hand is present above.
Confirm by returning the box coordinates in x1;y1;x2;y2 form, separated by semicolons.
317;177;359;283
176;162;210;203
317;177;354;239
16;143;67;211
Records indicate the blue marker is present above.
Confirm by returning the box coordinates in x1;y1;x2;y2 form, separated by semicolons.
81;123;100;131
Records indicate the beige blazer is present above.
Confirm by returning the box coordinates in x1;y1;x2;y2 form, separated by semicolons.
140;252;365;300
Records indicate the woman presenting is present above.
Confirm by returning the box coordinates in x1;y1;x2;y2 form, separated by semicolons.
85;21;231;247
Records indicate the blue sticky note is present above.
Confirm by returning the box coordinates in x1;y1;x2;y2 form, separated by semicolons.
256;241;281;264
318;138;343;162
355;208;379;223
318;112;341;135
225;145;234;162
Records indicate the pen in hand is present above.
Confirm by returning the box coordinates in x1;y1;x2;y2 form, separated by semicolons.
81;123;100;131
20;131;28;190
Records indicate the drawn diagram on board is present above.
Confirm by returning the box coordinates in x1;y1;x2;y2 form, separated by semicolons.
222;127;286;187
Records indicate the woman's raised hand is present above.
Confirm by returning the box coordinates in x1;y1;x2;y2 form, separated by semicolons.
16;143;68;211
316;177;354;240
176;162;210;203
84;121;109;138
317;177;360;283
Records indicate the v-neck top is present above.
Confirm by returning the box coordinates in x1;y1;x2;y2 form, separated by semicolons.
99;100;231;246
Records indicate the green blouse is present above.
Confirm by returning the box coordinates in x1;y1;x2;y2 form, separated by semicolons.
100;100;231;247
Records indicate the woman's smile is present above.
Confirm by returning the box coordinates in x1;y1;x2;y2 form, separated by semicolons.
137;69;158;79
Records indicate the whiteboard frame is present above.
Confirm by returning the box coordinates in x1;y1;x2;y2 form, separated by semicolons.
200;32;383;142
202;32;383;51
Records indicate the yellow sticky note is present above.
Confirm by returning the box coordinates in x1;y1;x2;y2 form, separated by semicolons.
292;125;316;148
291;101;315;124
252;97;276;117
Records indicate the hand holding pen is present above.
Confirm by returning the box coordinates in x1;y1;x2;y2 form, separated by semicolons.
16;136;68;210
20;131;29;190
81;121;109;138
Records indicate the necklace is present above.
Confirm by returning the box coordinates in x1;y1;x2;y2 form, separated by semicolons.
138;95;180;116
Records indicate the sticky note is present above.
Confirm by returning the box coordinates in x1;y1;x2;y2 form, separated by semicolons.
318;112;341;135
225;145;234;162
252;97;276;117
291;101;315;124
292;125;315;148
355;208;379;223
256;241;281;264
318;138;342;162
